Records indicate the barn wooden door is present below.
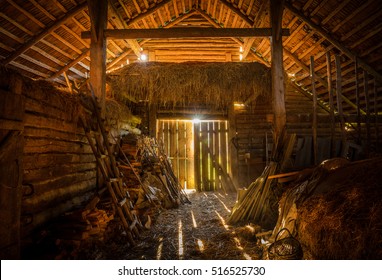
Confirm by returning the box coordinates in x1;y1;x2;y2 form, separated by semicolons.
157;120;195;189
157;120;231;192
194;121;230;192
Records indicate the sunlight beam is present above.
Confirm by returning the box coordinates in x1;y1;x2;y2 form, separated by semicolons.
178;219;184;259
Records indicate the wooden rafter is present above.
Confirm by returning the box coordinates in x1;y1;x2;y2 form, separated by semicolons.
242;0;267;60
2;2;87;66
30;45;65;66
0;12;34;36
321;0;351;25
117;0;132;18
120;0;172;28
219;0;252;26
196;8;269;65
6;0;45;28
285;2;382;82
29;0;56;21
50;32;82;54
48;50;90;80
340;9;382;42
40;38;75;59
332;0;375;33
108;1;142;57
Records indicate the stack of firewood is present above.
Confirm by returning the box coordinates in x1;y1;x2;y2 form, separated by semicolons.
53;206;115;259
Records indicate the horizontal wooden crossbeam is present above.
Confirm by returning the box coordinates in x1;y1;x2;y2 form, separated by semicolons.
82;27;290;40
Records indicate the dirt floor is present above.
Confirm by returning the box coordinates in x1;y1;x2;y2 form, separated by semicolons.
80;191;265;260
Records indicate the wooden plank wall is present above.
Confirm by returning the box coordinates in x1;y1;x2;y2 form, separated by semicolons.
0;74;24;259
230;82;342;188
20;81;96;237
193;121;229;192
230;98;273;189
157;120;194;190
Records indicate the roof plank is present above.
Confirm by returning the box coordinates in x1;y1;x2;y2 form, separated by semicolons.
2;2;87;66
285;2;382;83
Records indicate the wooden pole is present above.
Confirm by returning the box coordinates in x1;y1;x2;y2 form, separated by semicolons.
355;58;361;143
374;80;379;153
82;27;290;39
335;55;347;156
228;103;239;188
148;103;157;138
310;56;318;165
326;52;336;157
374;79;380;153
270;0;287;141
364;70;370;155
88;0;108;118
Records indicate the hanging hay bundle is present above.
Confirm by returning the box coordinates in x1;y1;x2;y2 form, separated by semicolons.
108;62;271;109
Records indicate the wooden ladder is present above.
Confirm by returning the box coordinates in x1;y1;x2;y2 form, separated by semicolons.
80;93;141;246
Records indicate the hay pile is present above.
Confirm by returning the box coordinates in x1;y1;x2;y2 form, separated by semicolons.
273;157;382;259
108;62;271;109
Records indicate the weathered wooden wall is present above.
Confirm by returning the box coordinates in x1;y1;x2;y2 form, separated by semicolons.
230;82;342;188
0;69;97;251
0;73;24;259
21;81;97;238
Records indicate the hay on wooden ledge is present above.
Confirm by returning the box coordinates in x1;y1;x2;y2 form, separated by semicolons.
108;62;271;109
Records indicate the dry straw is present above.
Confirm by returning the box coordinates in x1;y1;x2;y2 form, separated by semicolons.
108;62;271;109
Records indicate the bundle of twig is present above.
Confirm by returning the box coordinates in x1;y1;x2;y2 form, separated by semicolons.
228;131;296;227
141;137;191;207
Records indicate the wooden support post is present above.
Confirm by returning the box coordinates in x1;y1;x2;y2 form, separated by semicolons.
270;0;286;141
374;80;379;153
335;55;347;156
364;70;370;155
355;58;361;144
228;103;239;188
310;56;318;165
326;52;336;157
148;103;157;138
194;122;201;191
88;0;108;118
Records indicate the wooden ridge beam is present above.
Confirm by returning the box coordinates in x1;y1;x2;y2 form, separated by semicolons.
284;2;382;83
2;2;88;66
82;27;290;39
